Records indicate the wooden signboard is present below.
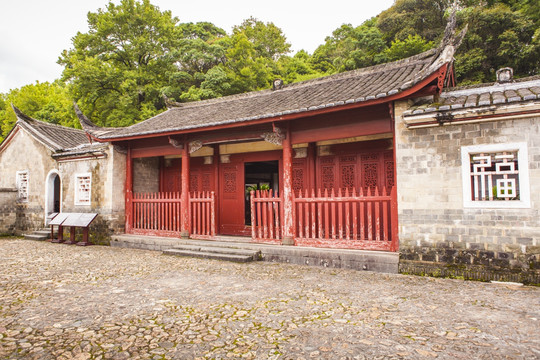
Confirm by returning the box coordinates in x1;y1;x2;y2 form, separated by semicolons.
49;213;69;226
62;213;97;227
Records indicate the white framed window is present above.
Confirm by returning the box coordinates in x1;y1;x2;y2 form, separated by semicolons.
75;173;91;206
461;143;530;208
16;170;29;202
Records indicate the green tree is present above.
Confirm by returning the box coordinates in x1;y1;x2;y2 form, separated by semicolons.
311;19;389;73
58;0;182;127
232;17;291;60
0;81;76;141
384;34;434;61
377;0;451;42
455;3;540;83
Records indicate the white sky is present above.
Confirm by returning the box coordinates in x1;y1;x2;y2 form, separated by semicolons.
0;0;395;93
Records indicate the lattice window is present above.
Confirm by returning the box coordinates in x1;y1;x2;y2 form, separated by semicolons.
341;164;356;190
292;168;304;191
75;173;91;205
202;173;212;191
224;172;236;193
16;171;29;202
461;143;530;208
322;166;335;190
363;163;379;190
385;160;395;189
190;174;199;192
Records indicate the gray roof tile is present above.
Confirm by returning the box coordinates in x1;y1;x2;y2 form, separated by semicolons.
404;76;540;116
80;45;455;140
11;105;90;152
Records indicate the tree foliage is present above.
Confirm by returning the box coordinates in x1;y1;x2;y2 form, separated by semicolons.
0;81;76;141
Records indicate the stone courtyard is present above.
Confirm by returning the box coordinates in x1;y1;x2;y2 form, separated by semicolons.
0;238;538;359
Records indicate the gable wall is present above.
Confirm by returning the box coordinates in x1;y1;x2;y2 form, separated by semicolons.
0;128;126;240
0;128;56;231
394;100;540;283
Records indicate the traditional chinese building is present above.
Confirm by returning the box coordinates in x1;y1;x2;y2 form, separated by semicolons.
0;106;124;240
73;34;458;259
1;26;538;282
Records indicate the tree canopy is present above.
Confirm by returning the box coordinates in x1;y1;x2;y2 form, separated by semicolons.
0;0;538;140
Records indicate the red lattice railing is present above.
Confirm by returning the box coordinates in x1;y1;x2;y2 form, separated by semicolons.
131;192;182;236
189;191;216;239
250;190;282;244
249;187;398;251
293;187;398;251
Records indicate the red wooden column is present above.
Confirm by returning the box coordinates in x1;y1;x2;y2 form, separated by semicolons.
282;125;294;245
180;142;190;238
125;146;133;233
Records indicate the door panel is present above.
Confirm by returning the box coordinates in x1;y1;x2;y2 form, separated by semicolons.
219;161;246;235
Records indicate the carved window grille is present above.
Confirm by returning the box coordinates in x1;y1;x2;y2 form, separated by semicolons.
322;166;335;190
292;168;304;191
462;143;530;208
202;173;212;192
385;160;395;189
363;163;379;190
16;171;28;202
224;172;236;193
75;173;91;205
470;151;519;201
341;164;356;190
190;174;199;192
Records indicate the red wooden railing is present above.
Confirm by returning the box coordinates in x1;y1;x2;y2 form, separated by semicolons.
293;187;398;251
250;190;282;244
131;192;182;236
189;191;216;239
249;187;398;251
130;191;216;238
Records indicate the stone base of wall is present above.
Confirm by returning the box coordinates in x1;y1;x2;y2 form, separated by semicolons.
399;246;540;285
0;188;17;235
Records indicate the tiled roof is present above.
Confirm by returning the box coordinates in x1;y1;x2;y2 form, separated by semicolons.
80;43;457;140
403;76;540;116
11;105;91;152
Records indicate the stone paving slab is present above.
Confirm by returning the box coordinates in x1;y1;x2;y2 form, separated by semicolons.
0;238;539;359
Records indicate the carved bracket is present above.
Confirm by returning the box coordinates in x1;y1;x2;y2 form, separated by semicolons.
168;137;183;149
189;140;203;154
113;145;127;155
261;126;285;146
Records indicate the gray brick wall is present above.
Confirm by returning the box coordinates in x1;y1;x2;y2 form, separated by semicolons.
133;157;160;193
0;189;17;234
395;100;540;283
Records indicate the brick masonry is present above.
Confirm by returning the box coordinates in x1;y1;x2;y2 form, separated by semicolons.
0;188;17;234
133;157;160;193
394;100;540;284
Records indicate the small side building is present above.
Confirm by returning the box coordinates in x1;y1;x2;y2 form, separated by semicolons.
0;106;126;242
396;69;540;283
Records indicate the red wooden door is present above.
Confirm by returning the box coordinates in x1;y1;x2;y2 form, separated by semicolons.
219;160;247;235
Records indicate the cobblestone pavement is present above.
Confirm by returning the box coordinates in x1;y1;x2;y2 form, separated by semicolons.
0;239;539;360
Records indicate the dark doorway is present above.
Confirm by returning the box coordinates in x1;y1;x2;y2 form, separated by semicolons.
53;175;60;213
244;160;279;225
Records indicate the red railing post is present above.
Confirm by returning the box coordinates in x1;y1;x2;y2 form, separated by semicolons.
125;147;133;233
250;190;256;240
390;186;399;252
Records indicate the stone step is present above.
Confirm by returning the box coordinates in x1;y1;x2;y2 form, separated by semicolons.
24;233;49;241
163;248;255;263
171;244;262;260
